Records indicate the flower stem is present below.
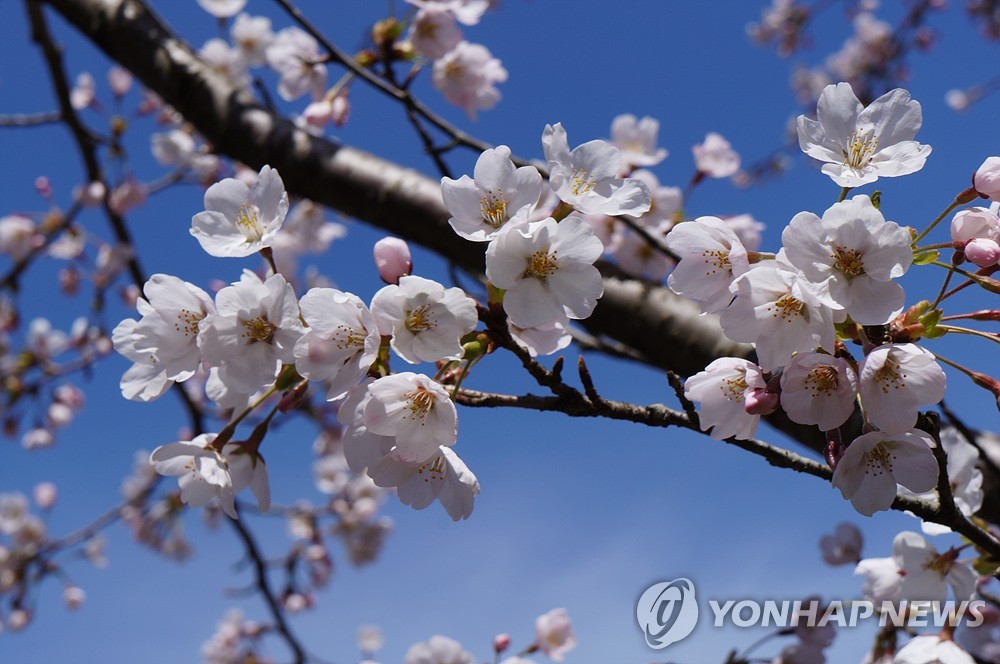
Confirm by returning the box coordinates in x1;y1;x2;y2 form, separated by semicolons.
913;199;962;246
837;186;852;202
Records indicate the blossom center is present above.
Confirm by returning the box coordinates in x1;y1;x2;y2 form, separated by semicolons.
768;293;805;321
416;455;446;482
236;202;264;243
863;442;894;475
242;316;277;343
570;168;597;196
873;357;907;394
524;250;559;280
404;304;435;333
720;375;748;402
831;245;865;278
406;386;436;420
332;324;367;350
701;249;731;275
843;129;879;170
804;365;839;396
174;308;205;338
480;189;509;228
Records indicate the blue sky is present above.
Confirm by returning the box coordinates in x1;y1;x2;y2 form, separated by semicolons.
2;1;999;662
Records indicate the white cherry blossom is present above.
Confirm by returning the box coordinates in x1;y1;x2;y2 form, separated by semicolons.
974;157;1000;201
535;608;577;662
406;0;490;26
370;275;477;364
294;288;381;400
431;42;506;119
779;352;858;431
363;373;457;463
367;446;479;521
231;14;274;67
855;555;903;603
892;530;978;602
720;261;836;371
266;27;328;101
486;215;604;328
902;427;984;536
0;215;38;261
610;114;668;169
542;123;651;216
781;195;913;325
191;165;289;258
895;635;976;664
684;357;766;440
858;344;946;433
199;38;250;88
150;434;236;518
441;146;542;241
409;7;462;60
666;216;752;314
112;317;172;402
198;271;304;394
693;132;741;178
404;635;476;664
224;443;270;513
196;0;247;18
508;316;572;358
831;429;938;516
797;83;931;187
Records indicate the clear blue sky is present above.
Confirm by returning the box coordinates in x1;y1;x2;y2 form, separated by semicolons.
2;1;999;662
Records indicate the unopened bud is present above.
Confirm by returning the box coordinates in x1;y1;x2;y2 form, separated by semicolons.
33;482;58;510
974;157;1000;202
107;67;133;98
373;236;412;285
965;238;1000;267
63;586;86;610
330;92;350;127
744;388;779;416
493;633;511;653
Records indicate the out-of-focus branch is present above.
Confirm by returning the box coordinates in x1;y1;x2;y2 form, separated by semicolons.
0;110;62;127
41;0;827;446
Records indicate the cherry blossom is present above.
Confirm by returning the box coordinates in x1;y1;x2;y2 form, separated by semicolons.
974;157;1000;202
797;83;931;187
720;261;836;371
404;635;476;664
831;429;938;516
224;443;270;512
128;274;215;384
485;215;604;328
363;373;458;463
441;145;542;241
195;0;247;19
610;225;674;281
370;275;477;364
406;0;490;26
693;132;741;178
819;522;863;565
542;123;651;216
534;608;577;662
858;343;946;433
625;169;682;228
894;635;976;664
902;427;984;536
266;27;328;101
191;165;289;258
294;288;381;401
199;38;250;88
409;7;463;60
431;42;507;119
684;357;766;440
69;72;95;111
269;200;346;275
950;206;999;246
198;271;304;394
781;195;913;324
855;555;904;603
610;114;668;169
0;215;38;261
111;317;172;402
150;434;236;519
508;316;572;358
779;352;858;431
231;13;274;67
892;531;978;602
666;216;752;314
367;446;479;521
724;214;767;252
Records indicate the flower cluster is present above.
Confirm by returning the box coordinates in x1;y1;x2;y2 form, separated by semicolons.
680;83;957;517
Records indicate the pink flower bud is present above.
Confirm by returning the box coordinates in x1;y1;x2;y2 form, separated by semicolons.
744;387;779;416
493;633;511;653
373;236;412;284
330;92;350;127
965;237;1000;267
302;100;332;129
33;482;58;510
35;176;52;199
975;156;1000;201
63;586;86;610
945;89;970;112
